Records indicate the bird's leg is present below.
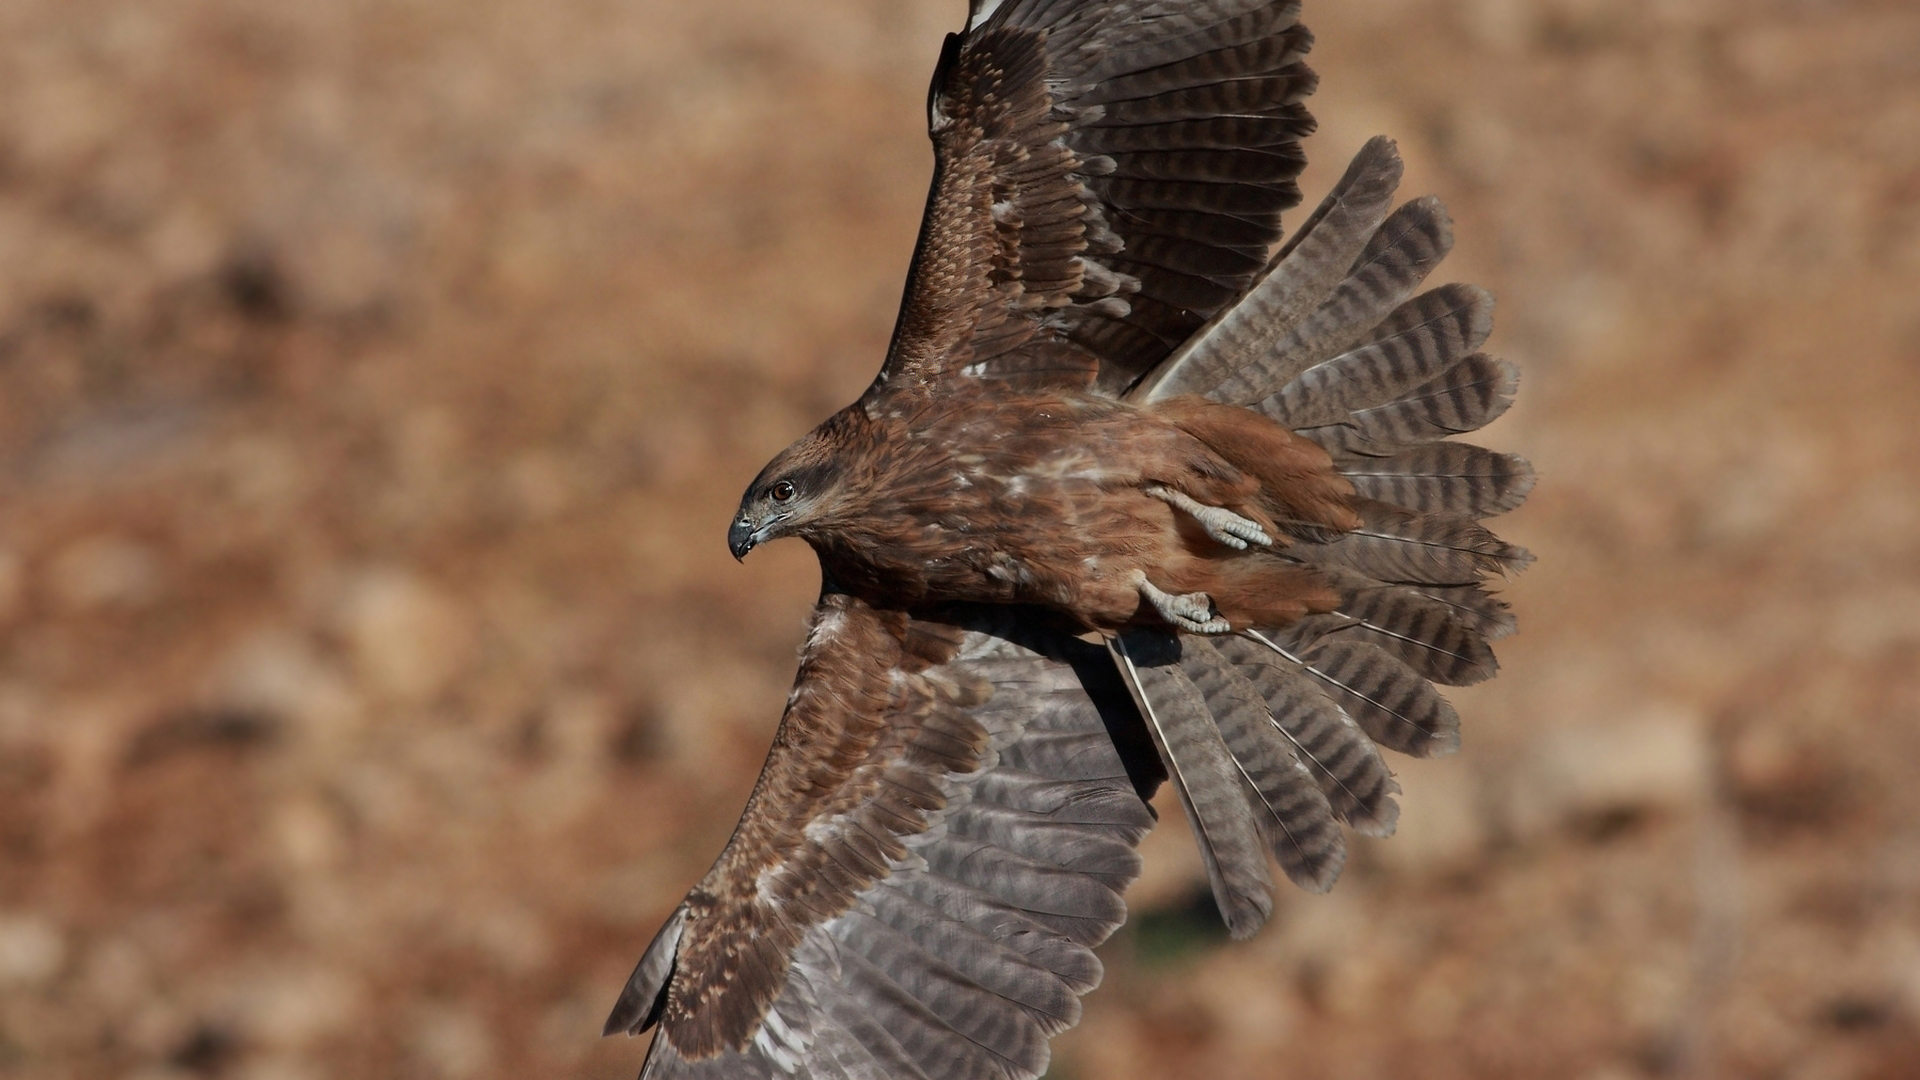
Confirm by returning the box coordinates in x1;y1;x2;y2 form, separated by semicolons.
1130;569;1231;634
1146;485;1273;550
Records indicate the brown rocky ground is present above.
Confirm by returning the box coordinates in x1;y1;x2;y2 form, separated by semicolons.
1;1;1917;1078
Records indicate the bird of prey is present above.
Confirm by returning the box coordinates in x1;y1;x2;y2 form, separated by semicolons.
606;1;1533;1076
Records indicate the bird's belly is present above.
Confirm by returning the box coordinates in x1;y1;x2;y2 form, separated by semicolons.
833;480;1179;628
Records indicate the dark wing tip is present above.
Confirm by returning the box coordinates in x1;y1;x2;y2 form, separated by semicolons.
604;904;688;1037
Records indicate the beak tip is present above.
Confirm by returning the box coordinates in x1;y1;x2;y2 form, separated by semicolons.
727;521;755;562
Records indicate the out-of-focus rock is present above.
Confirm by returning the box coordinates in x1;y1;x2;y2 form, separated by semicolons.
1830;582;1920;660
48;534;162;611
1888;930;1920;1026
0;913;67;987
336;568;474;704
504;449;579;521
537;995;601;1066
214;630;364;745
593;860;699;927
1506;704;1713;840
1125;789;1211;912
1462;0;1534;53
0;547;22;622
647;651;788;768
1368;759;1489;876
1690;429;1823;551
270;796;348;873
518;692;615;832
119;1070;199;1080
295;224;395;316
410;1003;494;1079
1724;718;1848;831
219;435;307;518
463;902;553;976
145;204;224;279
233;1054;324;1080
1186;952;1300;1052
221;966;363;1050
1726;722;1819;799
1619;957;1690;1037
1406;957;1473;1039
1271;893;1393;1019
394;409;466;493
82;935;155;1014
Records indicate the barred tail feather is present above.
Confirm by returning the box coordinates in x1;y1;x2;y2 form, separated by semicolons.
1110;631;1274;938
1132;136;1404;403
1301;353;1519;455
1213;635;1401;837
1259;284;1496;429
1244;632;1461;759
1210;195;1456;403
1276;577;1501;686
1337;443;1536;518
1305;501;1532;586
1179;637;1346;892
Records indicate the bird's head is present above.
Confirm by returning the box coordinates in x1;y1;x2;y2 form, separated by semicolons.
728;429;848;561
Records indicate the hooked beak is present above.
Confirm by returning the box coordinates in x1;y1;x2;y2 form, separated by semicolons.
727;518;756;561
728;515;786;561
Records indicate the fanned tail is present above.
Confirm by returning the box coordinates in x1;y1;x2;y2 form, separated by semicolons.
1118;135;1532;920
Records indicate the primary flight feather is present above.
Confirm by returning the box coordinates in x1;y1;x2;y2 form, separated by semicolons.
608;2;1533;1077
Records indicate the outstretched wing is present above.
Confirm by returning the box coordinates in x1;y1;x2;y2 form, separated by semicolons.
605;595;1162;1080
875;0;1319;397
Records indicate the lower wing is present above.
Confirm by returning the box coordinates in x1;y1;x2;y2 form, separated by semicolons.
606;597;1162;1080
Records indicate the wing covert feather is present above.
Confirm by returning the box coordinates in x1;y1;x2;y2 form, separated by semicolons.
875;0;1321;398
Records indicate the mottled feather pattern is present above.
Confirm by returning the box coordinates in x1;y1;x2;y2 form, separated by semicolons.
642;596;986;1058
625;607;1152;1079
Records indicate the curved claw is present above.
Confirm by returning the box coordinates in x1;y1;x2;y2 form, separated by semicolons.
1146;486;1273;550
1131;570;1231;634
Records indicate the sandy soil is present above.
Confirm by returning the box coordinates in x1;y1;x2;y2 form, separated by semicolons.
2;1;1918;1078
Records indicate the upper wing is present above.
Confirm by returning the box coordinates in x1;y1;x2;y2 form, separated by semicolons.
875;0;1319;397
605;595;1161;1080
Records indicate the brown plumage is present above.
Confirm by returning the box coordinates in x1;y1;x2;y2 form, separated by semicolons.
609;3;1533;1078
734;388;1350;634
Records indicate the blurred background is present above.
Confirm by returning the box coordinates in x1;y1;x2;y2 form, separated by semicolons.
2;0;1917;1077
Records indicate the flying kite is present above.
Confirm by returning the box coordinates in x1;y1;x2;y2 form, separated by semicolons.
606;1;1533;1076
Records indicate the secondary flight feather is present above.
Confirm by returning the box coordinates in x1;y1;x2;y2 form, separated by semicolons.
607;2;1533;1077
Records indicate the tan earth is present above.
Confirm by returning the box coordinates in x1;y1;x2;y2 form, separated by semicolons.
2;1;1918;1078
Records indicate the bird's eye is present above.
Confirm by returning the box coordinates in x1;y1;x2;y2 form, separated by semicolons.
770;480;797;503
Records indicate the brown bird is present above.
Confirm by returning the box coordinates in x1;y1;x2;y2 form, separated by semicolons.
608;2;1533;1077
